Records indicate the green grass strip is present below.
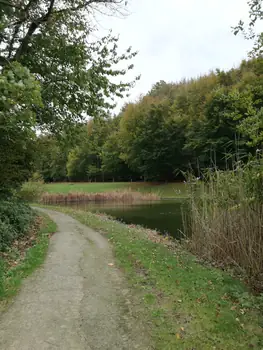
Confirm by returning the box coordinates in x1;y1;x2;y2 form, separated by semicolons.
41;205;263;350
43;182;187;198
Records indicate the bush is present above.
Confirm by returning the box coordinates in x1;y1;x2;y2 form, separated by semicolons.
19;181;45;202
0;219;16;251
0;198;35;251
30;172;44;182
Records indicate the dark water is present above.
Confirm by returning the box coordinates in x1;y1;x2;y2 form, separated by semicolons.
63;200;184;239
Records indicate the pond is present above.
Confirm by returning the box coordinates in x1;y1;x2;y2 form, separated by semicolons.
61;200;185;239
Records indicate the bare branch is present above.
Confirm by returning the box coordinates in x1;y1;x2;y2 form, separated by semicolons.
14;0;56;61
4;1;39;59
8;24;20;58
44;0;56;19
2;0;127;63
54;0;126;15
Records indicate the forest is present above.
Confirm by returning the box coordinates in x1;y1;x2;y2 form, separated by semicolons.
0;1;263;348
36;58;263;182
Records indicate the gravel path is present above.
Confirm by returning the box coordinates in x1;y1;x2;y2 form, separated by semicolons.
0;208;150;350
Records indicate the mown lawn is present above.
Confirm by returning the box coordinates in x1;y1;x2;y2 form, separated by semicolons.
38;205;263;350
44;182;187;198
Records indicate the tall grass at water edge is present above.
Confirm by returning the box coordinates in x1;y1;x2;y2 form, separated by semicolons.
41;189;160;204
43;182;187;198
183;156;263;291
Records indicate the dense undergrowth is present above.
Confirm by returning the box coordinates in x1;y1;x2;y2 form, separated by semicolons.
0;198;36;252
0;206;56;305
0;196;56;302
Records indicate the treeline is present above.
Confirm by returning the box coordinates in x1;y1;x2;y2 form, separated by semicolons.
0;0;135;260
36;58;263;182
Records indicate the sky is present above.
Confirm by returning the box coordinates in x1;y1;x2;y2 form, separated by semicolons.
96;0;255;111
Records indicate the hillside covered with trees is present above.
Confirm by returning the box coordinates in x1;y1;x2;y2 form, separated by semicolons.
36;57;263;182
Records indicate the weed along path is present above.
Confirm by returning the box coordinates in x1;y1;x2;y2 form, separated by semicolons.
0;208;150;350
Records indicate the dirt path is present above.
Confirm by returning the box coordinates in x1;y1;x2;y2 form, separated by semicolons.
0;208;150;350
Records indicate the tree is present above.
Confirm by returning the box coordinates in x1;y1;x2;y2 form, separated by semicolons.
0;62;42;193
66;147;88;181
238;108;263;147
148;80;175;101
0;0;138;131
87;164;101;182
234;0;263;57
119;97;187;180
36;57;263;183
65;119;108;181
36;135;69;182
185;88;254;168
0;0;129;63
0;0;137;191
101;131;131;180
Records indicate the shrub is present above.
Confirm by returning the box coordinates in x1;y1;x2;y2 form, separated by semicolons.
30;172;44;182
19;181;45;202
0;198;35;251
0;219;16;251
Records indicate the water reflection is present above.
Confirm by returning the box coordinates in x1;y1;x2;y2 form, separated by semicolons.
60;200;184;239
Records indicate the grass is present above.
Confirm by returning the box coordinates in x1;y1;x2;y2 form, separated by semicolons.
37;205;263;350
44;182;186;199
41;189;160;204
0;212;57;307
184;168;263;291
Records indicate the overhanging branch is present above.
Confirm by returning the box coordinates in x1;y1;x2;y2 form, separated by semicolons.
14;0;56;61
0;0;23;10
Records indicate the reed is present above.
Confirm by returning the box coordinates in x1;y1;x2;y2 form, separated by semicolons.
183;160;263;291
41;189;160;204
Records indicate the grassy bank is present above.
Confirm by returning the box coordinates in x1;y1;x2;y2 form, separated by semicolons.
41;190;159;204
38;205;263;349
43;182;186;198
0;213;56;308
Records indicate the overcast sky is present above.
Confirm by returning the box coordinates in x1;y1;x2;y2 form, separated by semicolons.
97;0;255;111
